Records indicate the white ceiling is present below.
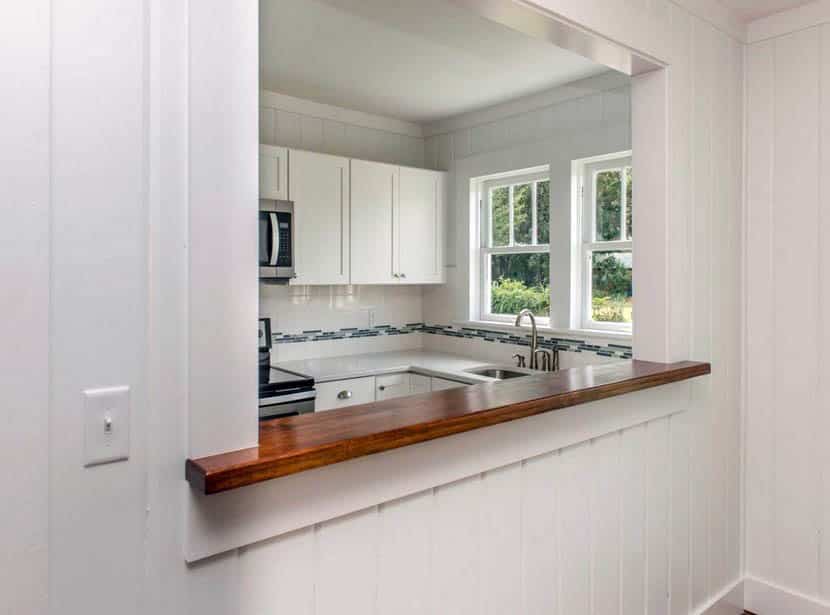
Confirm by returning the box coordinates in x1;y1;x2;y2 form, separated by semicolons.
260;0;608;124
717;0;813;22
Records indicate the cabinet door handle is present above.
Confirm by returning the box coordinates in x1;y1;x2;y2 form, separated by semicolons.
337;390;352;400
378;385;386;391
393;273;400;278
400;273;406;279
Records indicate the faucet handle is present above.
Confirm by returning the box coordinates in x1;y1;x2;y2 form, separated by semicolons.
512;353;526;368
533;349;553;371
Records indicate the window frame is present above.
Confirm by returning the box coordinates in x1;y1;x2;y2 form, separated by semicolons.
574;152;633;333
477;169;551;325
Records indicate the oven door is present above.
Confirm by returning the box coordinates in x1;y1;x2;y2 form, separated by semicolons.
259;389;315;420
259;200;294;280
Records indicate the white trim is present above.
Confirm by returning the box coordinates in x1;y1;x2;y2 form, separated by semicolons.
422;71;630;137
672;0;747;42
747;0;830;44
185;381;687;561
259;89;424;138
455;320;632;343
692;579;745;615
744;576;830;615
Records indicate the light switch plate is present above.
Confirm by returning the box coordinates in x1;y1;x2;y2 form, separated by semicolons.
83;386;130;467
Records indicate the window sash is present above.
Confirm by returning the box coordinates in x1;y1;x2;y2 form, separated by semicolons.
577;152;633;332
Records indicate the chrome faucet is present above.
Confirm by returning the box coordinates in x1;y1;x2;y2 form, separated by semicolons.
514;308;539;369
514;308;558;372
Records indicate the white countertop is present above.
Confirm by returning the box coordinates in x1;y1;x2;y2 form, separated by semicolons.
274;350;534;384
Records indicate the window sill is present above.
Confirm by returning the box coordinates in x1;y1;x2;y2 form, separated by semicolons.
457;320;633;344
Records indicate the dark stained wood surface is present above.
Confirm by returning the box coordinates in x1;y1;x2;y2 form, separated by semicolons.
186;360;710;494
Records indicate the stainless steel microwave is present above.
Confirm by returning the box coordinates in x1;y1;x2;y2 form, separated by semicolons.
259;200;294;281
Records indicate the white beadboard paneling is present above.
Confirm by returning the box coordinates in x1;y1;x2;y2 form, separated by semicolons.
431;476;482;615
521;452;560;615
771;26;821;597
376;492;432;615
315;508;379;615
646;418;671;615
480;464;523;615
821;23;830;604
557;442;593;614
591;433;622;615
745;36;776;586
238;528;314;615
620;424;647;615
669;412;692;615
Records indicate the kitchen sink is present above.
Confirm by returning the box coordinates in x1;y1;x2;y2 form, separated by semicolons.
464;367;530;380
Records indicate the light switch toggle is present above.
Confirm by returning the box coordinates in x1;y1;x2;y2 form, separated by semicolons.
84;386;130;467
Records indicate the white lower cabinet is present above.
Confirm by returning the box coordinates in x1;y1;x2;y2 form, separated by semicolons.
316;372;467;411
375;373;412;401
430;377;467;391
315;376;375;412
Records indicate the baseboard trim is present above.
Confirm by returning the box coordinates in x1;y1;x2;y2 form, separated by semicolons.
696;579;744;615
744;576;830;615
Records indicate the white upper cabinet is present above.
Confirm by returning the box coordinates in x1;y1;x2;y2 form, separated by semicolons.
351;159;446;285
350;158;398;285
288;149;350;285
259;144;287;200
398;166;445;284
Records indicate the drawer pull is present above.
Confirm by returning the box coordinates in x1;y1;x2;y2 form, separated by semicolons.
378;385;386;391
337;390;352;400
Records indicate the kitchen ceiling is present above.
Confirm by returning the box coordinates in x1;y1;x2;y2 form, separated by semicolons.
260;0;607;124
717;0;813;22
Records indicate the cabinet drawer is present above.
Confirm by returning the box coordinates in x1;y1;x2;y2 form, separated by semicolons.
316;377;375;411
376;372;412;401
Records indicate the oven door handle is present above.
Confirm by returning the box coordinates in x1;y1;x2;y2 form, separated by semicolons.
270;212;279;266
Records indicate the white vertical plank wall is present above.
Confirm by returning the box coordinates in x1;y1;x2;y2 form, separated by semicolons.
11;0;745;613
745;21;830;609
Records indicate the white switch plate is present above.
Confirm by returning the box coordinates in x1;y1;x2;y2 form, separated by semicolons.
83;386;130;467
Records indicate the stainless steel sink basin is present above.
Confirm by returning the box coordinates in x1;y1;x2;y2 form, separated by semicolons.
465;367;530;380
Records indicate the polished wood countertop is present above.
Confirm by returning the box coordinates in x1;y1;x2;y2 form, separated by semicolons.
186;360;710;494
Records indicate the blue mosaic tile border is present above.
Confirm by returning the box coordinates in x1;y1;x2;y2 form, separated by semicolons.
271;323;633;360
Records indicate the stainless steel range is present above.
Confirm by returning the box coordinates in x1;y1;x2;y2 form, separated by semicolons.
258;318;315;419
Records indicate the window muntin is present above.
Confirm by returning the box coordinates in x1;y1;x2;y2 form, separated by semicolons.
580;154;633;331
479;171;550;323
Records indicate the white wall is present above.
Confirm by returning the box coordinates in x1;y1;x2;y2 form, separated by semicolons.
0;3;49;613
745;8;830;612
0;1;744;614
421;71;631;329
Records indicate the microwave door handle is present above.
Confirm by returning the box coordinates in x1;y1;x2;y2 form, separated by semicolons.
270;213;279;266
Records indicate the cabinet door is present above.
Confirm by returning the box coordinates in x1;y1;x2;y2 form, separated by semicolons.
430;377;466;391
315;377;375;411
409;373;431;395
398;167;445;284
289;149;350;285
259;145;287;200
350;159;398;285
375;373;411;401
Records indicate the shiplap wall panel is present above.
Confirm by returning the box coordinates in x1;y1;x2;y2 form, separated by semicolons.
746;22;830;607
646;419;671;615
